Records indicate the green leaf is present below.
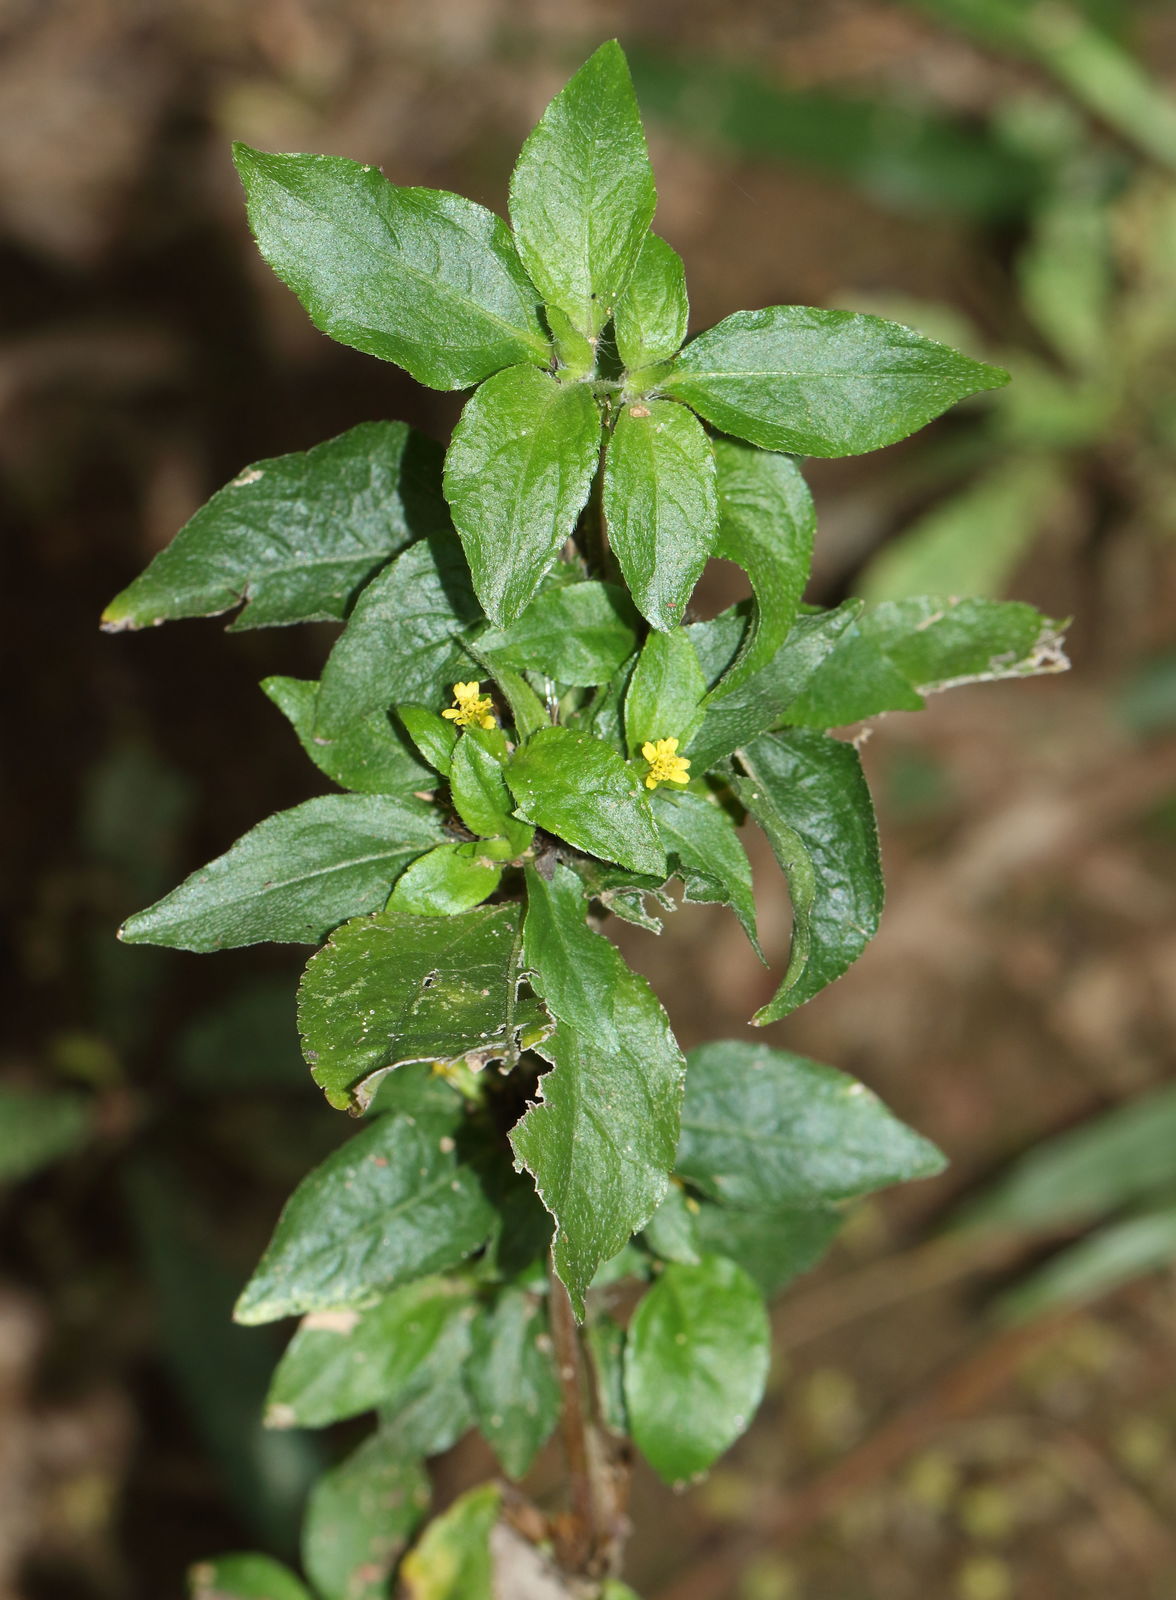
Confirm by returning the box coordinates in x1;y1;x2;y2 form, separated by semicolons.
624;1256;770;1482
120;794;446;952
614;233;689;372
400;1484;502;1600
688;602;861;772
302;1432;429;1600
233;145;548;389
477;581;639;687
466;1288;561;1478
693;1203;843;1297
602;1585;644;1600
378;1331;476;1459
664;306;1008;456
0;1088;90;1182
603;399;719;632
678;1040;944;1210
649;789;760;957
386;843;501;915
512;865;685;1314
265;1277;476;1429
734;730;882;1018
509;41;656;339
235;1112;494;1325
624;628;707;756
1020;191;1112;371
506;727;665;877
475;662;548;741
189;1554;312;1600
443;366;601;626
449;735;533;858
687;602;752;689
298;903;550;1111
711;438;814;689
103;422;447;632
263;677;433;796
858;459;1062;604
316;535;481;735
397;705;459;777
642;1185;702;1264
783;597;1066;729
955;1083;1176;1234
586;1314;628;1436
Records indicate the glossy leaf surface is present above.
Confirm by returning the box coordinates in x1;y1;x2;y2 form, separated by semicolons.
103;423;446;632
614;232;689;372
234;146;548;388
624;628;707;757
734;730;882;1018
477;581;639;687
509;41;656;338
603;400;719;631
120;795;446;952
444;366;601;625
385;843;501;915
235;1113;494;1324
512;866;684;1313
665;306;1007;456
624;1256;770;1482
298;904;549;1111
649;789;760;956
466;1288;561;1478
507;727;665;877
677;1040;944;1210
263;676;433;796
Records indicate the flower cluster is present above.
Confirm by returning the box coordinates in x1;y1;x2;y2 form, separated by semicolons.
442;681;496;730
642;737;690;790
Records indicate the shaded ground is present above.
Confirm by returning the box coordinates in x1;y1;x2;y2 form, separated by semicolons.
5;3;1176;1598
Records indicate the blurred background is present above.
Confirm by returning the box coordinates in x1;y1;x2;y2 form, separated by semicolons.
5;1;1176;1597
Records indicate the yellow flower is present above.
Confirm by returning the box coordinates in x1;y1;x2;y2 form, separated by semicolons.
642;736;691;790
441;681;496;730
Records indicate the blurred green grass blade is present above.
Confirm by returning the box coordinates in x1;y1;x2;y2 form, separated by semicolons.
998;1204;1176;1322
125;1159;322;1556
0;1088;91;1183
956;1084;1176;1232
629;52;1044;220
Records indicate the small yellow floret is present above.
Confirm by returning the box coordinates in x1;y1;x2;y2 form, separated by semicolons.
441;681;496;730
642;736;691;790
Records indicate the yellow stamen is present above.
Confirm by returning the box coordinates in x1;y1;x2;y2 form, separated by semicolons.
441;680;496;730
642;736;691;790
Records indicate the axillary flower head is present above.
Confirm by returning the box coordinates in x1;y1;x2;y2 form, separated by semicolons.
642;737;691;790
442;681;496;730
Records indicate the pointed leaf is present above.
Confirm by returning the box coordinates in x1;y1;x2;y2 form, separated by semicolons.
234;1113;495;1324
688;603;861;772
298;903;551;1111
396;705;459;776
678;1040;944;1210
103;422;446;632
506;727;665;877
385;842;502;915
233;145;548;389
624;628;707;756
466;1288;561;1478
316;535;481;735
649;788;760;956
710;438;814;689
189;1554;312;1600
477;581;639;687
443;366;601;625
263;677;433;795
603;399;719;631
614;233;689;372
302;1432;429;1600
400;1484;501;1600
265;1277;476;1429
119;794;446;952
509;41;656;338
734;730;882;1019
664;306;1008;456
449;734;533;857
624;1256;770;1483
512;865;685;1314
783;597;1067;729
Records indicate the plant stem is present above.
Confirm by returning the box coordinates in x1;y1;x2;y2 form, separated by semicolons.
548;1258;600;1573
